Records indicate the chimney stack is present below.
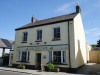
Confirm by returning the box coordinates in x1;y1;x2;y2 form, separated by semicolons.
31;16;38;23
76;5;81;13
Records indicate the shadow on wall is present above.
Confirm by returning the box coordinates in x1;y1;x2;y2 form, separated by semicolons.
76;40;84;68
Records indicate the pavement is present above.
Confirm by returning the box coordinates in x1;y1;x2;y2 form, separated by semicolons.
0;66;92;75
76;63;100;75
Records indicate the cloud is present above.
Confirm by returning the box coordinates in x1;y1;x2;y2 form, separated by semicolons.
85;28;97;34
54;0;89;14
85;28;100;44
85;28;100;37
55;2;75;14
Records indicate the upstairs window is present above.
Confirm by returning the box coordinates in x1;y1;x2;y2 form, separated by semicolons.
53;27;60;40
37;30;42;41
22;32;28;42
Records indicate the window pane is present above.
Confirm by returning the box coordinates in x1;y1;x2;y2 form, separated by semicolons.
54;28;56;33
19;52;21;61
24;32;27;36
49;51;52;62
53;28;60;39
22;52;27;61
40;30;42;34
37;30;42;40
57;28;60;32
53;51;61;63
40;34;42;40
54;33;57;39
57;33;60;38
22;32;28;42
63;51;66;63
37;35;40;40
27;52;30;61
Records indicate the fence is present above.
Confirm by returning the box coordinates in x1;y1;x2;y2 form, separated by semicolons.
89;50;100;63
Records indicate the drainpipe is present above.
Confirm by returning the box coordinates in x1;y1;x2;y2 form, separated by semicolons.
68;21;71;68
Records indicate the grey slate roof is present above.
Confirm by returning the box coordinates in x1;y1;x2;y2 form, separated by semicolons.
16;12;78;30
0;38;13;49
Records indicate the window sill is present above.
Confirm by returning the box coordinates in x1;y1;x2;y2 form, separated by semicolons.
52;39;61;41
16;61;30;63
21;41;27;43
35;40;42;42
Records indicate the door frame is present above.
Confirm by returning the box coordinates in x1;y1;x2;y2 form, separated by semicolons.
36;53;41;69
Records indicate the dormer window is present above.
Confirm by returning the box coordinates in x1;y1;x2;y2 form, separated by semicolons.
22;32;28;43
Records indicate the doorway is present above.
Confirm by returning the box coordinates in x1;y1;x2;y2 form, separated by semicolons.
36;53;41;69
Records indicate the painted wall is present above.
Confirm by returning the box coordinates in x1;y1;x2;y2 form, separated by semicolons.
68;20;76;68
73;13;87;68
13;13;87;69
13;21;70;67
14;22;69;47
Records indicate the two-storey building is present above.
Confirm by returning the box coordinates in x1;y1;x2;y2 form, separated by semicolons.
13;5;87;72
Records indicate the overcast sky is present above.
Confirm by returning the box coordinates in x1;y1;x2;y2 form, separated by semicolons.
0;0;100;45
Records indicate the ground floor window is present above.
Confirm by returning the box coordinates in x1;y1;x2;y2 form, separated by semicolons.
49;51;66;64
18;51;30;62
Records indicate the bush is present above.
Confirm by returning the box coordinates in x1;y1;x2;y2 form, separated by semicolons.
47;63;60;72
47;63;55;71
17;64;25;69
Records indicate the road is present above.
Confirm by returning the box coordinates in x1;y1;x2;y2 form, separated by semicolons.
0;70;32;75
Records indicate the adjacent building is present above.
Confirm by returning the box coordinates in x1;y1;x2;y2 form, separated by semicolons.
0;38;13;66
13;5;88;72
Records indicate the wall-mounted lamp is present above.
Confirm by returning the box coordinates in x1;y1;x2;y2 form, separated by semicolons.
30;43;32;45
36;42;39;44
44;42;47;44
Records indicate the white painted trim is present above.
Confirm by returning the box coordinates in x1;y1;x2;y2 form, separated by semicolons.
61;51;63;63
19;51;22;61
26;51;29;61
9;51;12;66
52;51;53;62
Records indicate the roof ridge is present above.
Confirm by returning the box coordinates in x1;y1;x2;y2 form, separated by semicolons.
37;12;77;22
1;38;12;49
16;12;78;30
0;39;7;48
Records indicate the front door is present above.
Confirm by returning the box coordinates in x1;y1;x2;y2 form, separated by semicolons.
36;53;41;69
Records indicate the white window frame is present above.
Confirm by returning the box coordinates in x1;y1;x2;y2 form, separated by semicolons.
18;51;30;62
49;51;66;64
22;32;28;42
53;27;60;39
36;30;42;41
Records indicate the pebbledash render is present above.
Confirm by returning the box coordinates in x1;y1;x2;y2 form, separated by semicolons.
13;5;88;72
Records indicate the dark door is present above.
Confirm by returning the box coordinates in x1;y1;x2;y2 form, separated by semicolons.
36;53;41;69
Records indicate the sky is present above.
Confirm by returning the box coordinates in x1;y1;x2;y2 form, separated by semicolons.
0;0;100;45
